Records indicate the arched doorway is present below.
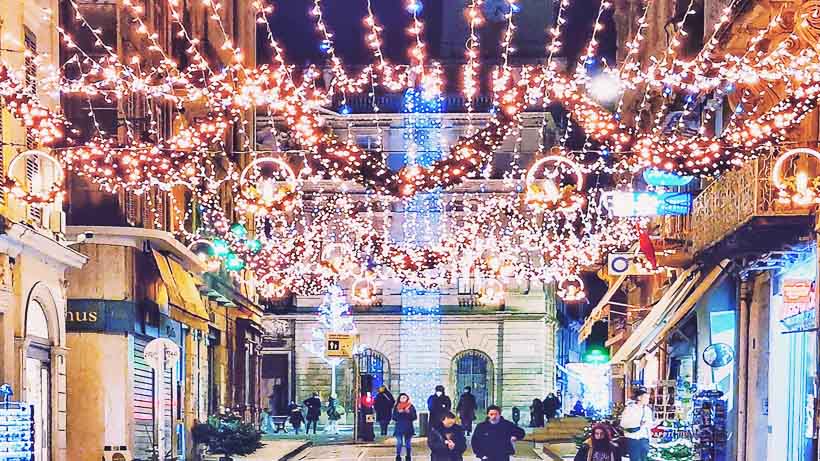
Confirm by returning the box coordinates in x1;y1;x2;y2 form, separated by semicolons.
25;298;52;461
453;350;493;412
358;349;390;395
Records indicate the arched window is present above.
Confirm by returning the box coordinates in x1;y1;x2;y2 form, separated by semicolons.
453;350;493;411
26;299;50;341
358;349;390;395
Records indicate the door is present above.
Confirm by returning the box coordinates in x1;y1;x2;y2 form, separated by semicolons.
358;349;390;396
26;346;51;461
455;351;491;412
261;354;289;415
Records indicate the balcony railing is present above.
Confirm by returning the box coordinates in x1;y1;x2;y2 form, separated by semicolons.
689;153;813;255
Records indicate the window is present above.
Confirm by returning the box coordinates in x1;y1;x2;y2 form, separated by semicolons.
358;349;390;395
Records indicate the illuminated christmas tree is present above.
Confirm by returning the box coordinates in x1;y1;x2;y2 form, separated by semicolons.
303;285;357;397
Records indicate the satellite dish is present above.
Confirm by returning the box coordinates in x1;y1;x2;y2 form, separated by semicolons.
703;343;734;368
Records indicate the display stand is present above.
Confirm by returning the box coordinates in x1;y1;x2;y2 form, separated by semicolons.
692;390;727;461
0;392;35;461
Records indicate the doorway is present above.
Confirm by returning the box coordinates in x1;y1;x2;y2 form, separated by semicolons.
453;350;492;412
25;299;52;461
358;349;390;395
262;353;289;415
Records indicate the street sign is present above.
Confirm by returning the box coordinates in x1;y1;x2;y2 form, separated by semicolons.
325;333;356;358
608;252;657;276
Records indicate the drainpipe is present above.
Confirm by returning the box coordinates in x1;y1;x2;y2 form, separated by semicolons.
736;277;751;461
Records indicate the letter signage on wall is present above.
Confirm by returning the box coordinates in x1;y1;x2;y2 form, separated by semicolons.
781;279;815;321
66;300;136;332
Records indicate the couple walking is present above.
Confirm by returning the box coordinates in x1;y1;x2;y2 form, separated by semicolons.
392;392;525;461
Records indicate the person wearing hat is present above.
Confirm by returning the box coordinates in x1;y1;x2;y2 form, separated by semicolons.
427;385;452;430
619;387;654;461
456;386;477;435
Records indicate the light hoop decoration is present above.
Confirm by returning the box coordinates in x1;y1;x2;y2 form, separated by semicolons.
478;278;505;305
259;273;289;299
557;274;586;302
772;148;820;207
236;157;299;215
4;150;65;205
350;277;378;305
187;239;221;272
525;154;586;212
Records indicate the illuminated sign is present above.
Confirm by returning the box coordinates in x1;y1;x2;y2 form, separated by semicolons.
642;169;694;187
602;191;692;217
608;252;659;276
781;279;815;320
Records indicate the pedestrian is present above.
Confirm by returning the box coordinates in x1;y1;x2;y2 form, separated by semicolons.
288;401;304;434
427;385;452;430
326;394;342;435
619;387;654;461
303;392;322;434
570;399;586;417
375;385;396;436
544;392;560;421
456;386;477;435
392;393;417;461
574;423;619;461
428;411;467;461
529;398;544;427
471;405;526;461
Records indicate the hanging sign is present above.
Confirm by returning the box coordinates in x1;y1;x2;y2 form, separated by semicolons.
781;279;815;320
325;333;356;358
144;338;181;370
608;252;658;276
602;191;692;217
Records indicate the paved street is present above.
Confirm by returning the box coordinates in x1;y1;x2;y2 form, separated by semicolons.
290;439;544;461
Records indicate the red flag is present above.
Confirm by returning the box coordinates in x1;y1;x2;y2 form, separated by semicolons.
637;224;657;269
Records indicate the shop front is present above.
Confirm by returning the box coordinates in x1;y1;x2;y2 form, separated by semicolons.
765;246;817;461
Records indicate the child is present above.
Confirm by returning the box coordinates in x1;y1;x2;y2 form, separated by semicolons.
288;401;304;434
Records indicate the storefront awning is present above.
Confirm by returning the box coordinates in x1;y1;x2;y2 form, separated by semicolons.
152;250;209;322
642;260;730;354
153;249;185;309
578;272;628;343
610;266;702;364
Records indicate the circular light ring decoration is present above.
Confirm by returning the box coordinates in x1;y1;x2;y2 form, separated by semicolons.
187;239;222;272
525;153;586;212
772;147;820;207
557;274;586;302
478;278;505;305
236;157;300;215
4;150;65;205
350;277;378;305
320;242;349;274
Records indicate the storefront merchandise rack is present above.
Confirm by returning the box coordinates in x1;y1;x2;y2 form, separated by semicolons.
0;401;34;461
692;391;727;461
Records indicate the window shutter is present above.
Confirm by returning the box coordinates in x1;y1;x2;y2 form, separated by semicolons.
24;28;41;224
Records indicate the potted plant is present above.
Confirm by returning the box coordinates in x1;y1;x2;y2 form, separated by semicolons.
194;411;263;461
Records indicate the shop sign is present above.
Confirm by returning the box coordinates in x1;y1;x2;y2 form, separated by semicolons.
608;252;656;276
66;300;135;332
781;279;815;320
325;333;356;358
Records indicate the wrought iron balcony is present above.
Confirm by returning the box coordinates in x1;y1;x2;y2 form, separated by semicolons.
689;153;814;256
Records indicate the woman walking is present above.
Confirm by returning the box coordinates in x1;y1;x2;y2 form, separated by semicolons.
392;393;417;461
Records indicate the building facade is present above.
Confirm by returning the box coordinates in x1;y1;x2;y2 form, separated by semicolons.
0;4;89;461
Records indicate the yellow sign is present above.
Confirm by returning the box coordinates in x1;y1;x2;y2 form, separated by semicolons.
325;333;356;358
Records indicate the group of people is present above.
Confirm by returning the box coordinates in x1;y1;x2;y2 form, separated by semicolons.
573;387;655;461
528;392;562;427
261;392;344;435
388;384;526;461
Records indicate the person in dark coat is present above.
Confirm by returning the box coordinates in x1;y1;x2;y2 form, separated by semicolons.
392;393;417;461
529;398;544;427
544;393;561;421
375;386;396;436
428;411;467;461
574;423;620;461
570;400;586;417
303;392;322;434
471;405;526;461
287;401;304;434
456;386;477;435
427;385;452;430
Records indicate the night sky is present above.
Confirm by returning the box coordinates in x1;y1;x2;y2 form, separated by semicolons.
259;0;617;73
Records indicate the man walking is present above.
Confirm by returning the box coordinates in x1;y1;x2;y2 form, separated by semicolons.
427;385;452;430
619;387;654;461
303;392;322;435
471;405;526;461
456;386;477;435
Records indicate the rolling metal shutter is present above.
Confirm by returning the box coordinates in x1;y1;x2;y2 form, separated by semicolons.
132;335;173;460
